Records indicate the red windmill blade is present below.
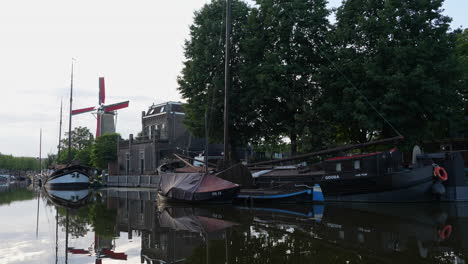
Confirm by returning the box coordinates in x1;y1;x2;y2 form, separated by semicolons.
71;106;96;115
103;101;130;112
71;77;129;138
99;77;105;105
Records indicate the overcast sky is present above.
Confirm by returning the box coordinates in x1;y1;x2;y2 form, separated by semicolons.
0;0;466;158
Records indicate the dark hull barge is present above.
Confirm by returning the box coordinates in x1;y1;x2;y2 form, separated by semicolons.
44;165;91;190
241;138;468;203
246;151;467;203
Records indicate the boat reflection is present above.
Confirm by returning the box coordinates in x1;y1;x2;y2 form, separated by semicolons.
138;201;467;263
44;188;463;264
44;188;92;209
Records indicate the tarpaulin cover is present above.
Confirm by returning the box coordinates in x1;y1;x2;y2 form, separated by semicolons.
159;173;204;201
159;172;239;201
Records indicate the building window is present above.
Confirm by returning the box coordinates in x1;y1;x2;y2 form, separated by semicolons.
160;106;165;113
354;160;361;170
126;153;130;175
140;152;145;174
336;163;342;172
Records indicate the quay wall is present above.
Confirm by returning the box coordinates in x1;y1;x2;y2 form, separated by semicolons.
103;188;158;201
104;175;160;189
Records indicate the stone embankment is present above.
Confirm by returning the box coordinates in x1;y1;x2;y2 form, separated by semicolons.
104;175;160;188
102;188;158;201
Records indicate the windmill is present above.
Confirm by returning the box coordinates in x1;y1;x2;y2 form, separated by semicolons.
71;77;129;138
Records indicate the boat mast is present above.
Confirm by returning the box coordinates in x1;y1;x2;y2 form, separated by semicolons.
39;128;42;178
58;99;63;159
223;0;232;164
67;59;75;164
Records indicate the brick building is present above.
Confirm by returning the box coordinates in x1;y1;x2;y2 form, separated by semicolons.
115;101;222;175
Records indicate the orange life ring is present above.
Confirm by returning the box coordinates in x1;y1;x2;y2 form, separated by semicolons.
438;225;452;240
433;166;448;181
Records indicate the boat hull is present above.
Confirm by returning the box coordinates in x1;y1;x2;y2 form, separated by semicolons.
249;165;452;203
45;165;90;190
159;186;240;204
319;165;437;202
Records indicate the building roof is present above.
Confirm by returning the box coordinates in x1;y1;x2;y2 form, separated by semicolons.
144;101;185;118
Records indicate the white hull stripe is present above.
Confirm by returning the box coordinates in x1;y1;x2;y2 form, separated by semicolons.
47;173;89;184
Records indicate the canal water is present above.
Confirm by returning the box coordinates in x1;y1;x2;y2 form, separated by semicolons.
1;187;467;264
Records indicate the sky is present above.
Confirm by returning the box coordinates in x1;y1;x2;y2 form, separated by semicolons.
0;0;466;158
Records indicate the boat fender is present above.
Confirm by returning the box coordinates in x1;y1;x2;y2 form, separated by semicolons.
438;225;452;240
433;166;448;181
431;181;446;195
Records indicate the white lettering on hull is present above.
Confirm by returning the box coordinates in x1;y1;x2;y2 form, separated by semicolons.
324;175;340;180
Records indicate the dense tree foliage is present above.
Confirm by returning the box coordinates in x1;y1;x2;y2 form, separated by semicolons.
248;0;331;154
455;29;468;135
0;153;39;171
60;126;94;151
91;133;119;170
321;0;463;145
178;0;256;156
179;0;466;153
57;127;94;166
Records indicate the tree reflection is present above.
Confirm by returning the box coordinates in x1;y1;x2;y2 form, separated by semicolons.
54;194;117;238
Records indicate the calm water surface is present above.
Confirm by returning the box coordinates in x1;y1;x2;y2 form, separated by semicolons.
0;187;467;264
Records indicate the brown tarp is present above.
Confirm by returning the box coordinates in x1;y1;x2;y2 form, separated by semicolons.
159;172;204;201
159;172;239;201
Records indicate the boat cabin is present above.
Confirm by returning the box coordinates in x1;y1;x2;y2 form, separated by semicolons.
323;149;403;179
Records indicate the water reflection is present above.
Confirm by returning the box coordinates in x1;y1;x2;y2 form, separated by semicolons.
0;187;467;263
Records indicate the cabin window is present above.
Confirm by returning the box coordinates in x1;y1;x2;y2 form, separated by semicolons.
160;106;165;113
335;163;342;172
354;160;361;170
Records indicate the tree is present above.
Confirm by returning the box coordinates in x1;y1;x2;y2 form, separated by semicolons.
455;28;468;135
56;148;78;165
0;153;39;171
75;146;93;167
44;153;56;169
321;0;463;145
57;127;94;165
91;133;119;170
247;0;332;154
60;126;94;151
178;0;257;158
